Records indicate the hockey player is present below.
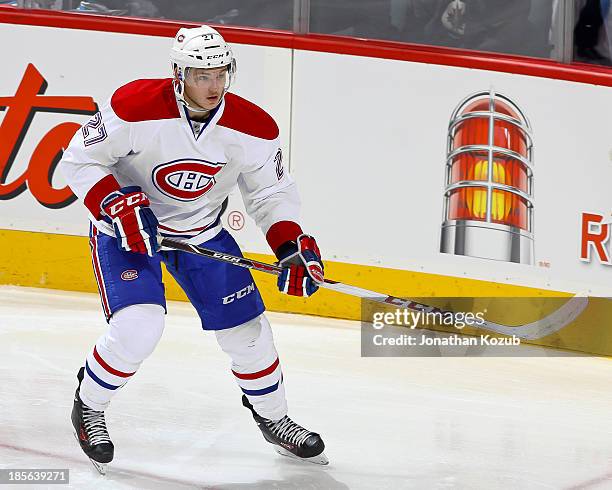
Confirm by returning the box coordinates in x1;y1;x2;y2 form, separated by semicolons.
59;25;327;473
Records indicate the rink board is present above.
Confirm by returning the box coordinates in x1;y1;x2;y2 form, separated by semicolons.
4;227;612;357
1;13;612;354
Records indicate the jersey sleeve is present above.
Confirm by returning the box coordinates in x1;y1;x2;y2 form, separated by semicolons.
237;138;304;255
58;101;132;219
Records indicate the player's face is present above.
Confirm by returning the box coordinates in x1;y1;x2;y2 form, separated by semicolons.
184;67;228;111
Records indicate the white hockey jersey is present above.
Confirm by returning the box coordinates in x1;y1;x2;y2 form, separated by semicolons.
59;78;301;250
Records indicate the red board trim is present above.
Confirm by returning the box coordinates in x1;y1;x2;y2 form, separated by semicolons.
2;6;612;87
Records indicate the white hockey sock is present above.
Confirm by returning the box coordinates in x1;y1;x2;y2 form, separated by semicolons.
80;303;165;411
215;314;288;421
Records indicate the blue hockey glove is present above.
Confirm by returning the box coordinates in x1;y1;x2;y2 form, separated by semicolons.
101;186;158;257
277;234;324;297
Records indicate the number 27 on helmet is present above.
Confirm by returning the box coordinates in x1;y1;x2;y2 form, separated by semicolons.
169;25;237;106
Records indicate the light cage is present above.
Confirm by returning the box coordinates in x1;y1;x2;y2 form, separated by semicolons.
440;90;534;264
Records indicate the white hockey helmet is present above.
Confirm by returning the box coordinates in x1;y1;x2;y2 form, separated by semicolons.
170;25;237;109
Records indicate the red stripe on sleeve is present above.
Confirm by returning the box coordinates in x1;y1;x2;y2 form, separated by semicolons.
266;221;303;255
84;175;121;219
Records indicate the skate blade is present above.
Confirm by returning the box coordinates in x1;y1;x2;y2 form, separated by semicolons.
274;446;329;465
89;459;107;475
72;430;108;475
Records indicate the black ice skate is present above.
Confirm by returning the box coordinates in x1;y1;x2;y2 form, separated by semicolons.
71;367;114;475
242;395;328;465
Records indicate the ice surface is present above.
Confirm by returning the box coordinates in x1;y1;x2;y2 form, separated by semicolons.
1;286;612;489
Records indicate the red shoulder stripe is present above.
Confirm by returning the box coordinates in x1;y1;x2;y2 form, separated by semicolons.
218;93;279;140
111;78;180;122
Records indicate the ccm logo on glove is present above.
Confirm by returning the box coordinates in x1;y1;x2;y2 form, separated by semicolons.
105;192;148;216
101;186;159;257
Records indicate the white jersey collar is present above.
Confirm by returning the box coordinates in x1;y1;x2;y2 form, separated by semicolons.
175;96;226;141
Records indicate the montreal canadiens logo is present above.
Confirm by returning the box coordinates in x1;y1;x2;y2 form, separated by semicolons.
152;159;226;202
121;270;138;281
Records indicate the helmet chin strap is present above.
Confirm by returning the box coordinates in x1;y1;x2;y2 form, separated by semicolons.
176;79;227;116
181;97;215;114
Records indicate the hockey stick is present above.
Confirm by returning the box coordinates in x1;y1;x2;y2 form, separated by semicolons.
160;237;588;340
